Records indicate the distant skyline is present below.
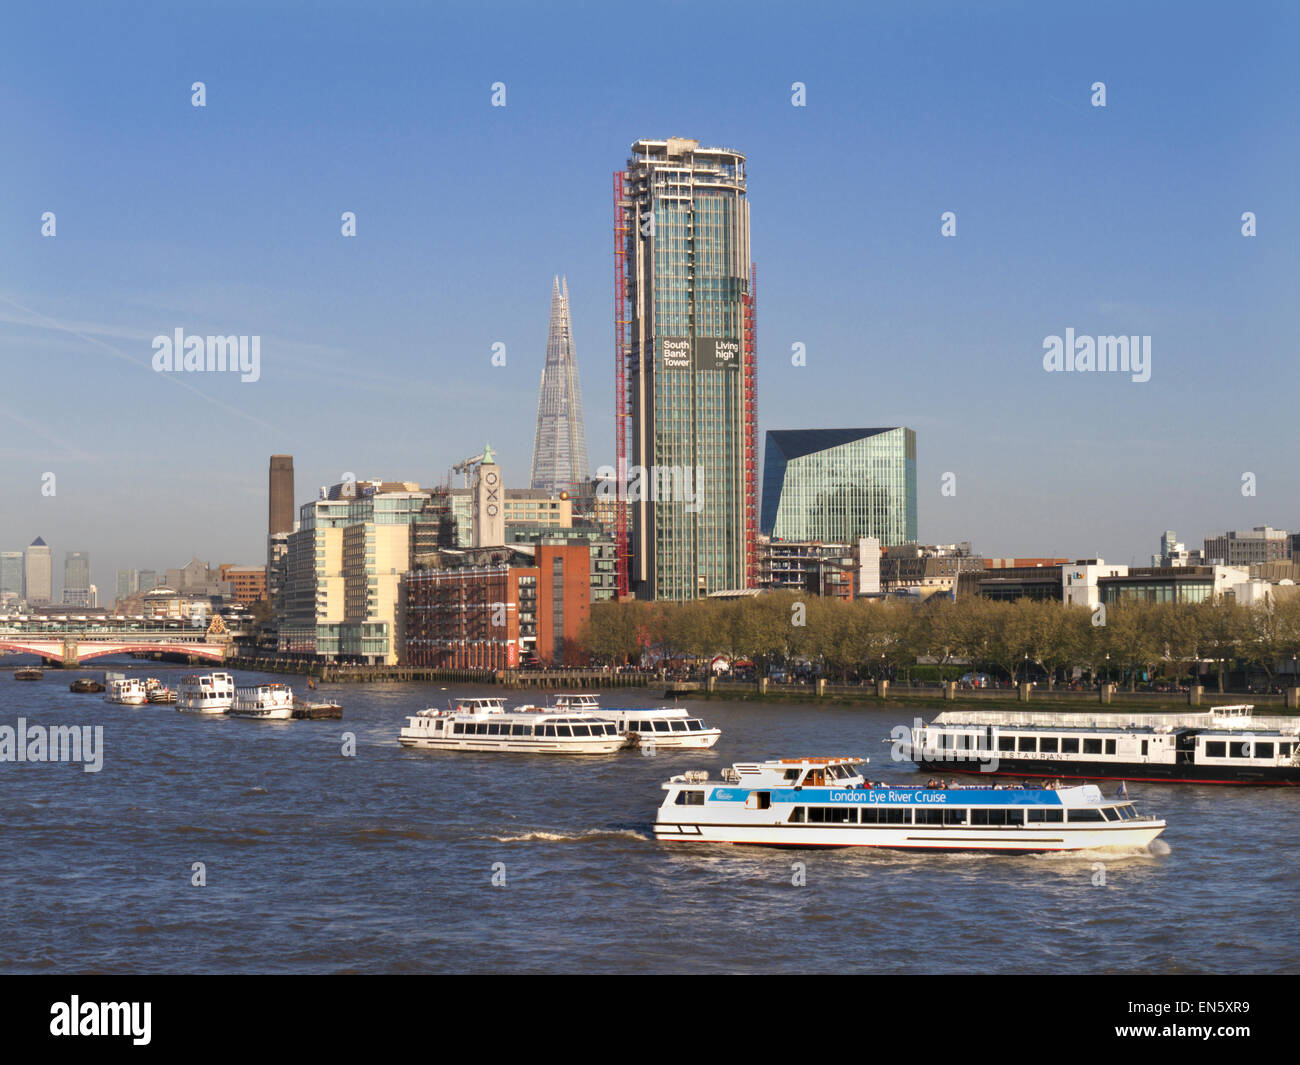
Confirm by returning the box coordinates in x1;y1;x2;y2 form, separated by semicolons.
3;2;1297;590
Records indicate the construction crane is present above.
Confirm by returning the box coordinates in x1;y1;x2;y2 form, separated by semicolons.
449;444;494;488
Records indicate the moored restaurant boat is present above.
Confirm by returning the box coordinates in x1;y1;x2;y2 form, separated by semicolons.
548;693;721;749
230;683;294;719
399;696;624;755
904;705;1300;785
653;756;1166;852
105;677;149;705
176;672;236;714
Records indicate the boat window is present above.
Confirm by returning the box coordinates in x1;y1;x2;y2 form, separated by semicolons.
783;769;800;781
883;808;909;824
789;807;805;822
1068;808;1104;822
940;733;954;749
752;791;771;810
860;808;880;824
942;808;968;825
1205;741;1226;758
487;724;500;736
1018;736;1037;752
1105;740;1116;755
1004;808;1024;826
674;790;704;806
1028;808;1064;823
686;720;702;730
1060;737;1079;753
1229;741;1251;758
515;725;529;736
571;724;591;736
823;807;853;824
998;734;1015;752
1083;738;1103;754
915;809;943;825
1255;742;1274;758
669;720;687;732
543;725;556;737
808;807;826;823
452;724;464;735
556;725;573;737
653;720;670;733
1141;740;1148;756
973;809;1009;826
1282;743;1294;757
1040;737;1059;753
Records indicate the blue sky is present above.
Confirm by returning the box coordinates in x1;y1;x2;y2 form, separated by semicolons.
2;0;1297;593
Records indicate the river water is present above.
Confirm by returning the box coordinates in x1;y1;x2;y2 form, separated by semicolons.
2;666;1296;974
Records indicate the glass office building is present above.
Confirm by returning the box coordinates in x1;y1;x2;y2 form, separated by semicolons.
761;428;917;547
623;138;756;599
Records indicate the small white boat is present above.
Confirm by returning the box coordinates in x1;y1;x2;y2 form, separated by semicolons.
549;694;720;749
399;696;624;755
176;671;236;714
231;683;294;720
654;756;1167;852
105;677;148;705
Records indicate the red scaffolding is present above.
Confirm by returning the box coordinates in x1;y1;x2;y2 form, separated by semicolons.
613;171;632;598
742;262;758;588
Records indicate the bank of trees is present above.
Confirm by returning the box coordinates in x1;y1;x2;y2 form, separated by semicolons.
578;592;1300;691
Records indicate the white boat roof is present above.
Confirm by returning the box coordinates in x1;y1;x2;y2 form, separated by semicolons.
927;706;1277;731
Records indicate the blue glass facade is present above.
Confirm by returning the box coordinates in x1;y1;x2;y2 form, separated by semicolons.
761;428;918;546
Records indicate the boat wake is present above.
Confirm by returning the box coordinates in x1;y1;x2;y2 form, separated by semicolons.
482;828;649;844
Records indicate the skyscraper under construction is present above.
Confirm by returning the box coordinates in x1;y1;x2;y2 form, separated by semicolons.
530;276;590;495
616;138;758;600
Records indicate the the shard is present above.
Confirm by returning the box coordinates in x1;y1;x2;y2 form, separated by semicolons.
530;276;590;494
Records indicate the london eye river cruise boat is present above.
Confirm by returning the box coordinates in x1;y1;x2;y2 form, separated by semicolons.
176;672;236;714
904;705;1300;785
653;756;1166;852
549;694;721;749
399;696;625;755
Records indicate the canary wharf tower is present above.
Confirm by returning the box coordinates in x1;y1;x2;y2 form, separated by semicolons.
617;138;757;599
530;276;590;494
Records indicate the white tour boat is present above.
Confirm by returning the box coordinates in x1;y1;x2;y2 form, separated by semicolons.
549;694;720;749
399;695;624;755
230;683;294;720
105;677;149;705
904;705;1300;786
654;756;1167;852
176;671;236;714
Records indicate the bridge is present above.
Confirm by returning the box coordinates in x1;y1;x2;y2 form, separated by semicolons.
0;620;231;667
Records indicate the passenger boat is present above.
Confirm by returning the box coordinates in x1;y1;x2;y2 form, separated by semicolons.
904;705;1300;786
105;677;149;705
143;677;177;703
654;756;1166;852
549;693;720;749
176;671;236;714
231;683;294;719
13;667;43;681
399;696;624;755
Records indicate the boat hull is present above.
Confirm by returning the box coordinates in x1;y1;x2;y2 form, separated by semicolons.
629;730;721;750
652;819;1166;852
915;756;1300;786
230;708;292;720
399;736;624;755
176;702;231;714
105;696;148;706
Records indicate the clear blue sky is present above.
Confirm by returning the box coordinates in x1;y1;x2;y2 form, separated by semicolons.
2;0;1297;593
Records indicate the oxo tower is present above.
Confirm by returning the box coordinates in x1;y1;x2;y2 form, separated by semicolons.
529;276;590;494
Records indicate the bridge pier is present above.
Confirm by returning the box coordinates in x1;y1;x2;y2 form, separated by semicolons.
63;639;79;668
